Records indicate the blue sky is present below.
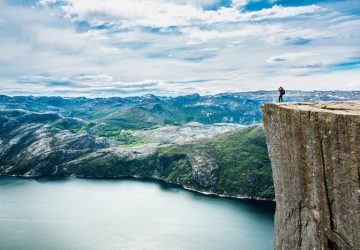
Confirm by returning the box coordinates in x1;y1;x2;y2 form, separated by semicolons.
0;0;359;96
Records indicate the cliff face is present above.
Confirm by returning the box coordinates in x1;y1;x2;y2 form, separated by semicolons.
262;102;360;250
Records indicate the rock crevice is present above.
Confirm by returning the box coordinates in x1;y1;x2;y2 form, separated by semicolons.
262;101;360;250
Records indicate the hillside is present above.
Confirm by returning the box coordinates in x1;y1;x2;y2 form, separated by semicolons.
1;91;359;132
0;109;273;199
1;91;360;200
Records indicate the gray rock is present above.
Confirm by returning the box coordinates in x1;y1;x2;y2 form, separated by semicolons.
189;152;219;188
262;101;360;250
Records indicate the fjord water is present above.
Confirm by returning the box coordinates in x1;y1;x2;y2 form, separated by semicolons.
0;177;274;250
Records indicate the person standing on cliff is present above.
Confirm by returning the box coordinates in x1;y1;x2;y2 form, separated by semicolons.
278;86;285;102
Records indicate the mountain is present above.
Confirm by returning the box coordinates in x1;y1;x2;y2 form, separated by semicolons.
1;91;359;131
1;91;360;200
0;108;272;199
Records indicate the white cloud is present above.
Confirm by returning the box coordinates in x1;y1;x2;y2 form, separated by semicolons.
39;0;323;29
240;5;322;21
231;0;249;8
266;52;316;63
181;25;265;42
0;0;359;96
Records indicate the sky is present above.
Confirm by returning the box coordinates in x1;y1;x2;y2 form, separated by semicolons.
0;0;359;97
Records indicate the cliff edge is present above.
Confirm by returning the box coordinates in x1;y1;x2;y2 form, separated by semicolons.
262;101;360;250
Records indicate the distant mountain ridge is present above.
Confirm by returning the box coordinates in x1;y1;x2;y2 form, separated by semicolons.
1;91;359;129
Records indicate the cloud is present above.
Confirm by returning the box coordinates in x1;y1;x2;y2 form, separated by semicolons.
39;0;323;29
266;52;316;63
0;0;359;96
327;57;360;71
4;74;173;97
18;74;164;88
283;37;313;45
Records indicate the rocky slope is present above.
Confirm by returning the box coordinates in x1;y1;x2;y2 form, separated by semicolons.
262;101;360;249
0;108;273;199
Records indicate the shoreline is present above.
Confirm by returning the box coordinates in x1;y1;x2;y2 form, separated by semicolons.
1;174;275;202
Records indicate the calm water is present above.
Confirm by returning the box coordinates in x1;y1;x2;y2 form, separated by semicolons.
0;177;274;250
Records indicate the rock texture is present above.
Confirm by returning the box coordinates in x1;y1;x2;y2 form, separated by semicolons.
262;101;360;250
189;153;219;188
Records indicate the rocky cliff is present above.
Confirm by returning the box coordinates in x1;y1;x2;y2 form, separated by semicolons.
262;102;360;249
0;108;274;200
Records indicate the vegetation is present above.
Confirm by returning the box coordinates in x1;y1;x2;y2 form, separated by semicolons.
153;126;274;199
60;126;274;199
4;91;353;199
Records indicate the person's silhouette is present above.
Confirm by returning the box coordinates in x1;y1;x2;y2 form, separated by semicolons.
278;86;285;102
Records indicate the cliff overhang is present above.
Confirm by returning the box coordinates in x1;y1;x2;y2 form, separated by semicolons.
262;101;360;250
